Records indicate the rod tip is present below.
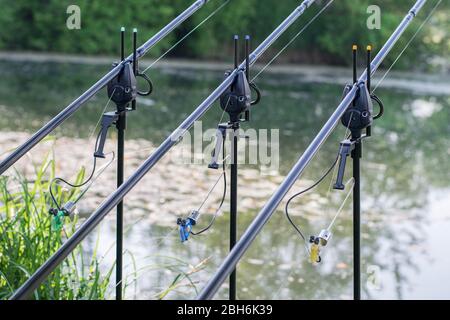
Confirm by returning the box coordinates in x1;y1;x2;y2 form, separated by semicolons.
367;45;372;51
352;44;358;51
133;28;138;33
245;35;251;40
121;27;125;32
234;35;239;40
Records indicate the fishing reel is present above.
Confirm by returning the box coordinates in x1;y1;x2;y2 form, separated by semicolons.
309;229;332;264
177;210;200;242
220;35;261;124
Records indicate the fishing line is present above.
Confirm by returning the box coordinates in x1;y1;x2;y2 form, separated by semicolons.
285;155;338;252
217;96;232;128
251;0;335;82
197;172;226;213
175;95;232;239
48;87;117;210
49;130;110;210
191;138;229;236
286;122;352;251
272;177;354;300
372;0;442;93
49;132;99;210
285;110;353;253
141;0;231;75
326;177;354;230
88;88;117;140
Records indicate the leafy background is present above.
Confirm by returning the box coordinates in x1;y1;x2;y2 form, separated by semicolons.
0;0;448;70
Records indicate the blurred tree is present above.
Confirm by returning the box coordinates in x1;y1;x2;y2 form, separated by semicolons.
0;0;447;70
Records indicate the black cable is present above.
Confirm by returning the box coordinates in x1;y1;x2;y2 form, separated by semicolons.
49;131;101;210
191;138;227;236
284;154;339;242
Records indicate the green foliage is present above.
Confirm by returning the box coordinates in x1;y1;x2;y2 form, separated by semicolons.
0;151;113;300
0;0;447;69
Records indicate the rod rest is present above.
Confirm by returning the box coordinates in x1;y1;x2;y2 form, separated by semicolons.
94;112;119;158
333;139;355;190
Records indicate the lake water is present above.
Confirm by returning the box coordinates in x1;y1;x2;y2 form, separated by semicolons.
0;57;449;300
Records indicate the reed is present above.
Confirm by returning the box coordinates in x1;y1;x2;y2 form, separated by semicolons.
0;153;112;300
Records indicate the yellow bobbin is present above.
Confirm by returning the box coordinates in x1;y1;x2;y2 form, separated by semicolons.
310;243;320;264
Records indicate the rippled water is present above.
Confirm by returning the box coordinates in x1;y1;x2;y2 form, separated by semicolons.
0;59;449;299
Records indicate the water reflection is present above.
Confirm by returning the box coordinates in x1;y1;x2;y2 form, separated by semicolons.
0;60;449;299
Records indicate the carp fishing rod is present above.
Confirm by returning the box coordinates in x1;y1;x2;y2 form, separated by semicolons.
0;0;211;176
196;0;430;300
10;0;320;300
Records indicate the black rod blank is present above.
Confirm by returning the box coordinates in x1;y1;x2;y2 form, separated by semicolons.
196;0;427;300
0;0;209;175
9;0;317;300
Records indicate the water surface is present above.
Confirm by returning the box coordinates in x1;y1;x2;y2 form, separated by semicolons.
0;59;449;300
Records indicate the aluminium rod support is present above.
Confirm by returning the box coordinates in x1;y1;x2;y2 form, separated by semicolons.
9;0;318;300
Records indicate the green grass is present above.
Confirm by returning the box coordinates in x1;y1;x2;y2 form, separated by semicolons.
0;152;113;300
0;146;208;300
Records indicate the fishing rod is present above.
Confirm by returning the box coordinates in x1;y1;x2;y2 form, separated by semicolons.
0;0;210;176
10;0;319;300
196;0;429;300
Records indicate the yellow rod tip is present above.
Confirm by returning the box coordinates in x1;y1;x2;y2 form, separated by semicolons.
352;45;358;50
367;45;372;51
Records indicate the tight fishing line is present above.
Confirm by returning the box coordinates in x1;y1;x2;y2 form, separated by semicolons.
284;113;353;253
88;88;117;140
251;0;335;82
373;0;442;93
271;178;354;300
142;0;231;75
